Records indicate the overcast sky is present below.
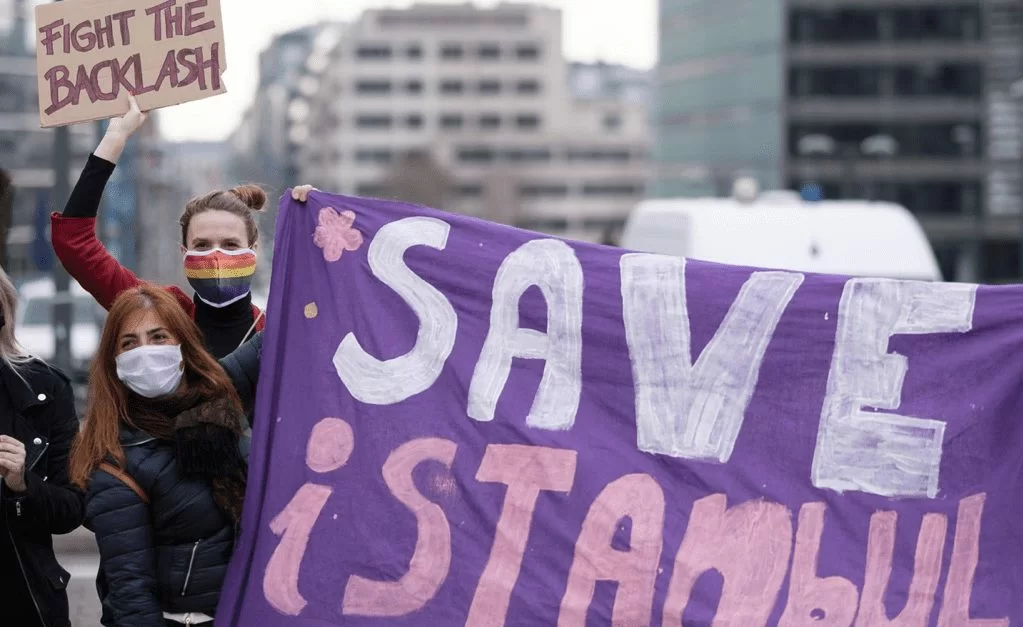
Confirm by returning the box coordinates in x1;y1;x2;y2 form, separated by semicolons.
152;0;657;141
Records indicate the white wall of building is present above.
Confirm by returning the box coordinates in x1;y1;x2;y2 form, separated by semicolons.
295;3;650;243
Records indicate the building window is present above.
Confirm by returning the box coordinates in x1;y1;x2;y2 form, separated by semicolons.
406;44;423;60
477;43;501;60
355;79;392;95
479;114;501;130
517;217;568;232
582;183;642;196
515;114;540;130
567;149;631;162
603;113;622;131
788;66;883;98
787;122;984;158
356;44;391;60
503;149;551;162
405;80;424;94
515;44;540;60
440;114;464;129
515;80;540;95
355;115;393;129
893;63;983;98
891;6;982;42
456;184;483;197
355;149;392;164
440;79;464;95
983;242;1019;283
406;114;424;129
478;80;501;95
440;44;463;59
519;184;568;198
355;183;387;197
788;9;881;43
457;147;495;163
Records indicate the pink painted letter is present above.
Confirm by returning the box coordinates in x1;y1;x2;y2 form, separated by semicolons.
263;484;333;616
662;494;792;626
779;502;859;626
937;493;1008;627
558;473;665;627
855;510;946;626
343;438;458;616
465;444;578;626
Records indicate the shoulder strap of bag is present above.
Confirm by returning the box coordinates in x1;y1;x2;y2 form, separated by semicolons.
98;461;149;504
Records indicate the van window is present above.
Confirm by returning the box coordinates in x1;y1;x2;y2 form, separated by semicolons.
22;296;104;325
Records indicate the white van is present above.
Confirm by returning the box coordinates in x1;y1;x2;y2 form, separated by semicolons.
620;190;942;281
15;278;107;380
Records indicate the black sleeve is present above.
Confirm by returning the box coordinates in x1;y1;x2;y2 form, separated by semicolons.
86;474;163;626
62;153;116;218
219;332;263;417
8;374;84;534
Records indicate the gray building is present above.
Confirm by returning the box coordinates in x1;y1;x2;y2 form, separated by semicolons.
655;0;1023;283
229;22;341;292
0;0;92;280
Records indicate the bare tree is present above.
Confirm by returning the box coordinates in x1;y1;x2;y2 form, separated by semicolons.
384;152;454;209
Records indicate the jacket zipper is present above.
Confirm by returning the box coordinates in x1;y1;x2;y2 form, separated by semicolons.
181;540;200;596
3;439;50;627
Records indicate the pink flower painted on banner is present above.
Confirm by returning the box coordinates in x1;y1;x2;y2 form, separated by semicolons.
313;207;364;262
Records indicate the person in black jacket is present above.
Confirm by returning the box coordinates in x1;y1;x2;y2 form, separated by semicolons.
69;284;251;626
0;266;85;627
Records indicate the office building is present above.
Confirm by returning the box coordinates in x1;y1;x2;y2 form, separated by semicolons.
230;22;343;291
291;3;651;243
655;0;1023;283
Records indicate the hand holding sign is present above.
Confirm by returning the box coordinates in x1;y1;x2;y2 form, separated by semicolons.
34;0;227;128
107;93;148;139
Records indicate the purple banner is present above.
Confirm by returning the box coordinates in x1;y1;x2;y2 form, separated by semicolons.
217;192;1022;626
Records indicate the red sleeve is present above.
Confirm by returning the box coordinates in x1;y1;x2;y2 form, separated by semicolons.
252;305;266;332
50;214;144;310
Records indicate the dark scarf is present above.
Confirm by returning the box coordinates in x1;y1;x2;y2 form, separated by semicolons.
126;389;248;524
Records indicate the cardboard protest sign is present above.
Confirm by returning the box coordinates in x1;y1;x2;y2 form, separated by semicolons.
34;0;226;127
218;193;1022;625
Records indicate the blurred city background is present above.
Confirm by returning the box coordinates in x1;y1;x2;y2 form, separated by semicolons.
1;0;1022;623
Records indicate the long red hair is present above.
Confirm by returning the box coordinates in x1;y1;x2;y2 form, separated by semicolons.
69;285;241;488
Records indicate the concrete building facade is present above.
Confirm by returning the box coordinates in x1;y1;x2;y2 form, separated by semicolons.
292;3;651;243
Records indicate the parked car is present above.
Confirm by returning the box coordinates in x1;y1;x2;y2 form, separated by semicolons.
15;278;106;381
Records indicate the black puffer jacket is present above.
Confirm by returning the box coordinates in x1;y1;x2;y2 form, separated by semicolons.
84;335;263;626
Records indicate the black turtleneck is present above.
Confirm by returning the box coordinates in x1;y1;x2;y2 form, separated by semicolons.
193;292;257;359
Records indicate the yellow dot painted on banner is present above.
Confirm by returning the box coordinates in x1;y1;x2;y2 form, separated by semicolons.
304;302;318;319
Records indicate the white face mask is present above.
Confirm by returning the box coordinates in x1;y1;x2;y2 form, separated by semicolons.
115;344;185;398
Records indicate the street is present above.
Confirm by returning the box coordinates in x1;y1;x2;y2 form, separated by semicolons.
55;526;101;626
58;382;102;626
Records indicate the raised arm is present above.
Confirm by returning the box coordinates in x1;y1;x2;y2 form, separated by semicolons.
50;96;150;310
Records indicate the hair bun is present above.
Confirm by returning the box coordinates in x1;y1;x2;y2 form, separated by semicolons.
229;184;267;212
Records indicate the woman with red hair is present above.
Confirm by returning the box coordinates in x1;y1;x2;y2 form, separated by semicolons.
70;284;251;626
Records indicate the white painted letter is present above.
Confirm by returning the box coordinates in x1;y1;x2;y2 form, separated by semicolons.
333;217;457;405
468;239;584;431
813;278;976;498
620;254;803;462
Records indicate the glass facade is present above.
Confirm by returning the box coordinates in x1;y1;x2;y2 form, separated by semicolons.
653;0;787;197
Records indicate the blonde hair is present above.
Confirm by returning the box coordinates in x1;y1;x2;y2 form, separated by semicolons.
0;266;36;374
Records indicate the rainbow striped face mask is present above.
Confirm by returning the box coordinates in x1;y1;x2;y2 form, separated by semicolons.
183;248;257;308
